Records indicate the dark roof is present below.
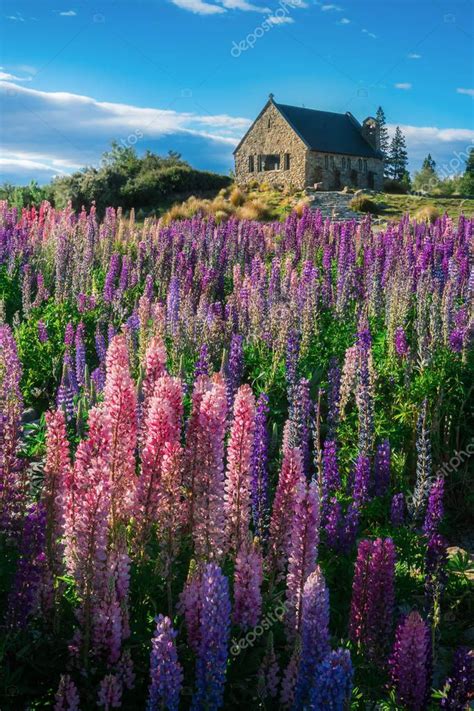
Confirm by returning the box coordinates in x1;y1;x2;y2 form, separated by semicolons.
275;102;382;158
233;98;383;159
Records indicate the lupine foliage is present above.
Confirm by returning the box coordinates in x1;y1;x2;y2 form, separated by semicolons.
0;200;473;709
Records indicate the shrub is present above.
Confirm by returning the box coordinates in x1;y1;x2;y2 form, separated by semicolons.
414;205;440;223
350;194;379;214
238;199;270;221
383;179;409;194
229;187;246;207
293;198;311;217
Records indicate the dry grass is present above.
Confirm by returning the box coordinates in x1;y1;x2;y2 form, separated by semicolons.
293;198;311;217
350;194;379;214
229;187;246;207
414;204;441;223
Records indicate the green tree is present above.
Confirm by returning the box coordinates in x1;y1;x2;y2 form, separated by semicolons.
413;153;439;193
388;126;409;182
461;147;474;196
375;106;390;176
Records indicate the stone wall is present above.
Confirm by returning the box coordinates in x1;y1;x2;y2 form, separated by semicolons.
234;102;308;190
234;102;384;192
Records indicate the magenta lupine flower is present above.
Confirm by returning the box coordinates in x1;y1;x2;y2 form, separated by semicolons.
390;611;431;711
423;476;444;537
97;674;122;710
258;633;280;700
280;648;300;708
103;335;137;526
190;375;228;560
349;537;396;663
64;322;75;348
147;614;183;711
54;674;80;711
268;445;305;574
225;384;255;552
309;648;354;710
191;563;231;711
440;647;473;710
294;566;330;707
0;323;24;528
285;478;320;636
233;538;263;629
42;409;70;574
250;392;270;540
391;493;406;526
394;326;410;357
38;320;48;343
142;335;167;402
374;439;391;496
449;328;464;352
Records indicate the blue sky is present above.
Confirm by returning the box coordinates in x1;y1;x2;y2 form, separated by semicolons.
1;0;473;183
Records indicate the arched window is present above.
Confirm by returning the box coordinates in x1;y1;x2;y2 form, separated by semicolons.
348;157;352;169
330;155;335;167
358;158;363;171
363;159;368;173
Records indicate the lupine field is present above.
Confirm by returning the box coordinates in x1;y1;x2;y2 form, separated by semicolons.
0;199;473;710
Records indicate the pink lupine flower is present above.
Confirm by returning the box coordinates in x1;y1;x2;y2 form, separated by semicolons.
268;445;305;574
233;538;263;630
191;375;228;561
97;674;122;710
142;335;167;401
42;409;70;574
151;375;184;441
285;478;320;636
225;384;256;552
156;441;184;576
184;375;213;533
54;674;80;711
103;335;137;527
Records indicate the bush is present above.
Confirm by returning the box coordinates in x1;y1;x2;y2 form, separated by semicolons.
293;198;311;217
414;205;441;223
229;187;246;207
237;199;271;221
350;194;379;214
383;179;409;194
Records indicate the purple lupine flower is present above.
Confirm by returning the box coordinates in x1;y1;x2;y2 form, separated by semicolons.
97;674;122;710
64;322;75;348
251;393;270;540
352;453;371;505
54;674;80;711
191;563;231;711
440;647;473;710
74;322;86;388
342;502;360;552
423;476;444;537
411;400;432;521
144;273;154;301
391;493;406;527
167;276;180;336
6;502;48;629
38;320;48;343
257;633;280;700
424;533;448;612
322;439;340;494
390;611;431;711
95;326;107;363
233;540;263;630
103;253;120;303
374;439;391;496
285;329;300;397
195;343;211;378
394;326;410;358
325;496;342;550
294;567;330;707
349;537;396;663
309;648;353;711
288;378;312;476
225;333;244;408
326;359;341;437
449;328;463;353
147;614;183;711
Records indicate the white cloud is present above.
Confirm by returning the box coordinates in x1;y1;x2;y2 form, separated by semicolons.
170;0;225;14
266;14;294;24
0;68;32;82
395;82;412;90
6;13;25;21
457;87;474;97
59;10;77;16
320;4;342;11
219;0;269;11
361;28;377;38
338;17;350;24
408;52;421;59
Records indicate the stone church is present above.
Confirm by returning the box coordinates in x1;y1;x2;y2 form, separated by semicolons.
234;95;384;191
